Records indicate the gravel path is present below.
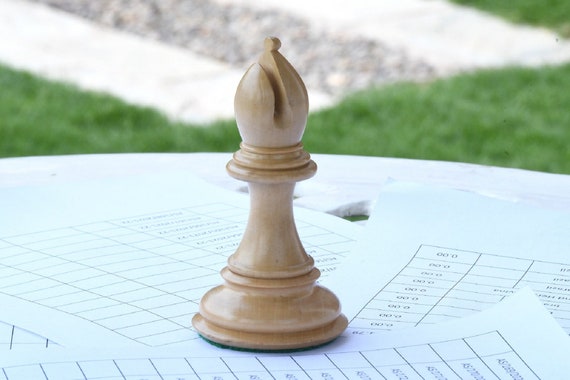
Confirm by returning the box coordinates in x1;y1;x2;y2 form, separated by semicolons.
32;0;436;96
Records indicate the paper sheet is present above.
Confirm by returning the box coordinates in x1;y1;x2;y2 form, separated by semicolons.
2;288;569;379
324;181;570;334
0;321;54;350
0;173;361;349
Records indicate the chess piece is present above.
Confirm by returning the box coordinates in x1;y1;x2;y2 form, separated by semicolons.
192;37;347;351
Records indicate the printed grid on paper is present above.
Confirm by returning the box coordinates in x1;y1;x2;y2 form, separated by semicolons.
0;321;54;350
0;203;355;347
350;244;570;333
0;331;539;379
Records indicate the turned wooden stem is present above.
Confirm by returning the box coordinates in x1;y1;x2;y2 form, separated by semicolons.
229;181;313;278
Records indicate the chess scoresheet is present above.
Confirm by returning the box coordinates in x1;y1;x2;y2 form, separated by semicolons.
2;175;570;378
3;288;570;379
326;181;570;335
0;173;360;348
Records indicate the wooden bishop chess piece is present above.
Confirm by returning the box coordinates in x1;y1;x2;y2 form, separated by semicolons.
192;37;347;351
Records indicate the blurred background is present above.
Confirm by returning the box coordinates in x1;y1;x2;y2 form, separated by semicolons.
1;0;569;174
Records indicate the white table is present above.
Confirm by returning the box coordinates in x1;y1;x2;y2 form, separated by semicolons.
1;153;569;218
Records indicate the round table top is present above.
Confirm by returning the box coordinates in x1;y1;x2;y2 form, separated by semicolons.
1;153;569;217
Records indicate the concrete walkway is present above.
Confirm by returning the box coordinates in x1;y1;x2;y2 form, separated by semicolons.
224;0;570;71
1;0;570;124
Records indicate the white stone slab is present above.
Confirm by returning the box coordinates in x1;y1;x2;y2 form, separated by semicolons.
217;0;570;72
0;0;333;123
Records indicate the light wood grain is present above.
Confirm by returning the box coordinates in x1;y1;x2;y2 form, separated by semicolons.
192;37;347;350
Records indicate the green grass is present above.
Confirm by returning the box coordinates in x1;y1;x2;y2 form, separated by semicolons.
303;64;570;174
2;63;570;174
0;64;241;156
451;0;570;37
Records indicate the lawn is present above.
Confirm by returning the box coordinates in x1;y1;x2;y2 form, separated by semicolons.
0;64;240;155
304;64;570;174
451;0;570;37
1;62;569;174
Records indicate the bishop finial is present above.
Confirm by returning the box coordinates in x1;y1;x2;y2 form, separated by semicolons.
264;36;282;51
